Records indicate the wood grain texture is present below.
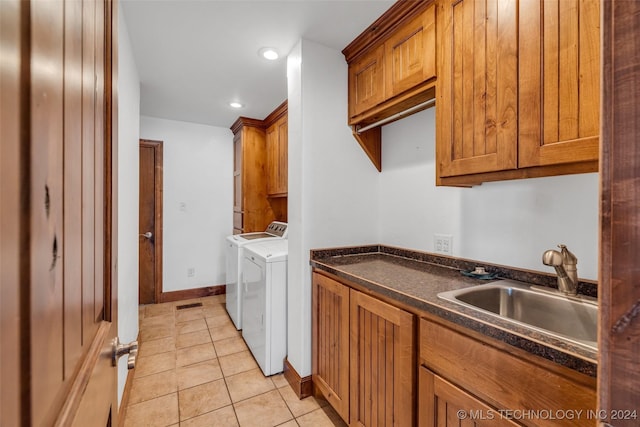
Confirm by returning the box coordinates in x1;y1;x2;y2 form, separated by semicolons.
349;44;386;118
437;0;518;178
419;367;521;427
63;0;84;381
518;0;600;168
266;112;288;197
352;126;382;172
284;358;313;400
599;0;640;424
0;0;25;424
159;284;225;303
342;0;433;63
231;121;275;233
30;0;66;423
420;318;596;427
139;140;163;305
5;0;118;423
384;4;436;98
350;289;415;427
312;273;350;422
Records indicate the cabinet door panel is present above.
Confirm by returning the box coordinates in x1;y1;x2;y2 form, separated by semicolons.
312;274;350;423
385;4;436;97
519;0;599;167
266;124;278;196
349;44;385;118
438;0;518;178
276;117;288;194
350;290;414;427
419;367;521;427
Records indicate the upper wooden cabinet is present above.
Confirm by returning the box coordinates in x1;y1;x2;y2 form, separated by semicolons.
518;0;600;169
437;0;518;178
231;101;287;233
345;0;436;126
265;101;288;197
343;0;437;171
437;0;600;186
349;44;385;119
231;118;274;234
385;6;436;99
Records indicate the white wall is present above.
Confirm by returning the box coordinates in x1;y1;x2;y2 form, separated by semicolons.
287;39;380;377
139;116;233;292
380;108;599;280
117;4;140;405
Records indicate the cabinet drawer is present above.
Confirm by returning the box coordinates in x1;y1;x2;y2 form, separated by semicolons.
420;318;596;427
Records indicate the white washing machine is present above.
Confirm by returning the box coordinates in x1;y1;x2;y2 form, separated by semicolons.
241;239;288;376
225;221;287;330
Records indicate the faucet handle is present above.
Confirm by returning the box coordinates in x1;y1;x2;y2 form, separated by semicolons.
557;244;577;265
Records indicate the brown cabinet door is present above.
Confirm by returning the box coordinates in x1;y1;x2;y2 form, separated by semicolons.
518;0;600;168
266;123;278;196
437;0;518;177
312;273;350;423
266;115;288;197
233;132;243;215
276;117;288;195
349;44;386;119
350;289;415;427
385;4;436;98
419;368;521;427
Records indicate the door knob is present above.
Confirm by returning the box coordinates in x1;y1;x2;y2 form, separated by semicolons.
112;337;138;369
139;231;152;239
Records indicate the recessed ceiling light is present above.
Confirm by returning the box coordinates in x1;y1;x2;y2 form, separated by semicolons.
259;47;279;61
229;102;243;109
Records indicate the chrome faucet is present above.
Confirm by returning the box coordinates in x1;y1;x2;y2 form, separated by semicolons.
542;244;578;295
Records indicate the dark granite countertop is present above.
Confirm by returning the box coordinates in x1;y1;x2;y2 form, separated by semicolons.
310;245;598;377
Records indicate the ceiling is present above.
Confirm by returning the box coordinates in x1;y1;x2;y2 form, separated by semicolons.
121;0;395;128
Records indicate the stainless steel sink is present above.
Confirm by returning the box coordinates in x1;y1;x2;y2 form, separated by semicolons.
437;280;597;350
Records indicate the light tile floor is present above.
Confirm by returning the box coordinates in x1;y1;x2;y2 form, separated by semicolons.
124;295;347;427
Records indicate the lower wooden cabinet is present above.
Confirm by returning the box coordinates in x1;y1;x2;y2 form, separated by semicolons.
312;273;350;421
419;367;520;427
312;272;596;427
419;317;597;427
312;272;416;426
350;290;415;426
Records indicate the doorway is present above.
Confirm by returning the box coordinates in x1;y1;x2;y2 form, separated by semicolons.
139;139;163;304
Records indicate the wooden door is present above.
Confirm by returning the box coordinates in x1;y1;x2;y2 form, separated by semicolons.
139;140;163;305
385;3;436;98
350;289;415;427
1;0;120;424
419;368;521;427
0;0;24;425
437;0;518;178
519;0;600;168
311;273;350;423
349;44;386;119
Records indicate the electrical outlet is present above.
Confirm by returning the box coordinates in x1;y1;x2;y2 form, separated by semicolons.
434;234;453;254
187;267;195;277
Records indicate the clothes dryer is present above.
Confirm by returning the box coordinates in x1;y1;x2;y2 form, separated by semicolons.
241;239;288;376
